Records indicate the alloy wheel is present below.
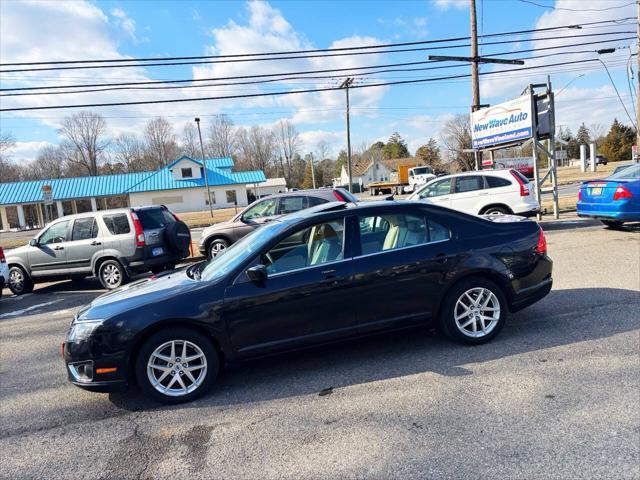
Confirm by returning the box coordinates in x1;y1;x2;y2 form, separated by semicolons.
146;340;208;397
209;242;227;258
454;287;501;338
9;269;24;293
101;264;121;287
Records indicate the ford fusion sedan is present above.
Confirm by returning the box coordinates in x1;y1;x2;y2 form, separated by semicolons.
64;201;552;404
577;163;640;228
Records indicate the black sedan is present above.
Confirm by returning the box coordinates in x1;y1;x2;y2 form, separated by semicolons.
64;201;552;403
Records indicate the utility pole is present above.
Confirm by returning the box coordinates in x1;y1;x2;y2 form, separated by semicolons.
195;117;214;218
340;77;354;192
636;0;639;159
309;152;316;189
429;0;523;171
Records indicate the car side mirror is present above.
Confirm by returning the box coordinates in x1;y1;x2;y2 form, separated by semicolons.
29;239;38;247
246;264;267;284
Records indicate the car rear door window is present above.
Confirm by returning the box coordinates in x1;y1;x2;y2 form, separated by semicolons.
103;214;131;235
263;220;344;275
278;196;308;215
358;214;428;255
308;196;329;207
71;217;98;241
454;176;484;193
485;176;511;188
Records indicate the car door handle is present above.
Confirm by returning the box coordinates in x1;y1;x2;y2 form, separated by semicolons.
478;192;489;196
53;246;64;251
321;269;336;279
91;241;102;246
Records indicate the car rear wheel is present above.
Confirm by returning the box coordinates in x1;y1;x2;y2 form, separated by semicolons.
98;260;127;290
8;266;34;295
135;328;219;404
482;206;509;215
601;220;624;229
439;277;507;345
208;238;229;259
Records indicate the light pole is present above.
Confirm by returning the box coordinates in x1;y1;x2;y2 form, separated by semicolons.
309;152;316;189
340;77;354;192
195;117;214;218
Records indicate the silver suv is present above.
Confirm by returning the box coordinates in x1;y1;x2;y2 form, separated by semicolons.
5;205;191;294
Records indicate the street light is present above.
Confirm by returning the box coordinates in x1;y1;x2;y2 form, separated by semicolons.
195;117;214;218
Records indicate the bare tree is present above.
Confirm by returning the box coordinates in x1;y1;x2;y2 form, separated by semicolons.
588;123;607;144
58;111;109;176
32;144;66;179
180;124;201;159
315;140;330;161
113;134;145;172
207;114;236;158
277;119;299;181
440;114;475;171
236;125;277;174
0;132;20;182
143;117;178;168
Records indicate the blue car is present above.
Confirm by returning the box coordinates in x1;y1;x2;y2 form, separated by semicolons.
577;163;640;228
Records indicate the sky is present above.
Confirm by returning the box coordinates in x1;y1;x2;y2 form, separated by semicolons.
0;0;637;165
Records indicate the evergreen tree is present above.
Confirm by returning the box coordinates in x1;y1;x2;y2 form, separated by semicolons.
415;138;445;171
382;132;410;159
600;118;636;162
575;123;591;146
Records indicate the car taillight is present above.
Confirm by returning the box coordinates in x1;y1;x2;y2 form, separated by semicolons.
0;247;5;263
536;226;547;255
130;211;145;246
578;188;583;201
509;169;529;196
612;185;633;201
333;190;346;202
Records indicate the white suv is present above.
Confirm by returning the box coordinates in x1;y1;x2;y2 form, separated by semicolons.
0;247;8;301
409;169;540;217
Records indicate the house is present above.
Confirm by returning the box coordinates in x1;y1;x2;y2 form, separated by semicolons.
335;157;418;189
0;155;266;231
246;177;288;202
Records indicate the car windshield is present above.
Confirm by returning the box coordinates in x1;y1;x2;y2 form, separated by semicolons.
199;221;289;282
607;163;640;180
412;167;433;175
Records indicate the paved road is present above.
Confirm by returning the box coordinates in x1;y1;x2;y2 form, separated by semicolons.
1;222;639;479
541;182;581;198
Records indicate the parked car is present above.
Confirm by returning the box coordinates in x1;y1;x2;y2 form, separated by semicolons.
6;205;190;294
64;200;552;403
611;163;634;175
0;247;8;301
595;155;608;166
577;162;640;228
198;188;356;258
408;169;539;217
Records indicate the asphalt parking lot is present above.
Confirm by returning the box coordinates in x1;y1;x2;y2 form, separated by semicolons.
1;220;639;479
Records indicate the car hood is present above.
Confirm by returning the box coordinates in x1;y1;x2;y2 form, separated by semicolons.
77;269;199;320
5;244;31;258
201;219;235;236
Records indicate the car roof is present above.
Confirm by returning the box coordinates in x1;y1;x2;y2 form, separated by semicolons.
48;207;132;223
278;199;434;223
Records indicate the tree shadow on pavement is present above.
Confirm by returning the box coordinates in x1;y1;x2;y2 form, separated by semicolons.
107;286;640;412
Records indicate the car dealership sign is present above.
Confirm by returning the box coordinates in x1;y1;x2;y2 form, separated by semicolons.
471;95;533;149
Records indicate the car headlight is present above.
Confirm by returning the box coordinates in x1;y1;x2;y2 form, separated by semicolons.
68;319;105;341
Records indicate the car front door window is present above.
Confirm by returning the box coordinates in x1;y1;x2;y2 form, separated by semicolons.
263;220;344;275
242;198;277;221
39;221;70;245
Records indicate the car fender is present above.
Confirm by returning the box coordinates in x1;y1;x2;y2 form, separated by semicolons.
5;254;31;276
91;249;128;274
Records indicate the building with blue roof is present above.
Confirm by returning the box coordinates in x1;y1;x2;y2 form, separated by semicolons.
0;156;266;231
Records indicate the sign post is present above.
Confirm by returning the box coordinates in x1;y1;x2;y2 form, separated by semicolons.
42;185;53;224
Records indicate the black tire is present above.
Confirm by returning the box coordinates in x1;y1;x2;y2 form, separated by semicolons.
97;259;128;290
601;220;624;229
438;276;507;345
482;206;509;215
165;221;191;254
208;238;229;259
135;327;219;404
8;265;34;295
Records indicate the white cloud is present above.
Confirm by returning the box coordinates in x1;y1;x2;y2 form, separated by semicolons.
6;141;55;163
110;8;139;42
299;130;344;154
434;0;467;10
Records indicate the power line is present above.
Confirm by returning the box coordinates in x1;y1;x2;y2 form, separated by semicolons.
597;58;637;128
2;56;635;113
518;0;635;12
0;17;633;68
2;32;633;94
2;38;634;98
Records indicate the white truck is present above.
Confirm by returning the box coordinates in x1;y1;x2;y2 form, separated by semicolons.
407;166;437;192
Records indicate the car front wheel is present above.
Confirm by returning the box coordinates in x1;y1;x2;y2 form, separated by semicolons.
439;277;507;345
208;238;229;259
601;220;624;229
8;266;34;295
135;328;219;404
